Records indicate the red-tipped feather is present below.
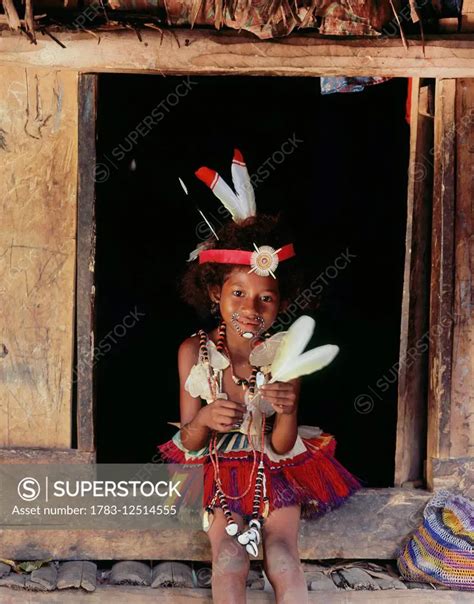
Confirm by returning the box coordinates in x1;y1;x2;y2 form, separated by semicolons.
195;167;218;190
231;148;256;217
195;151;256;222
233;148;245;165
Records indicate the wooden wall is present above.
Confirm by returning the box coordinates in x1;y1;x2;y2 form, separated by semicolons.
0;67;78;448
427;78;474;497
395;79;433;486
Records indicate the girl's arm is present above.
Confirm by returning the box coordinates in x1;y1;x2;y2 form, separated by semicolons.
178;337;212;451
261;378;301;455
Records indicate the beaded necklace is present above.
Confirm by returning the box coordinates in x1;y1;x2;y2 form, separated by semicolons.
199;322;270;557
216;321;258;392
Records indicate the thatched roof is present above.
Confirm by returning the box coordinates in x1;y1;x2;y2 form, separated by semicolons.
0;1;458;44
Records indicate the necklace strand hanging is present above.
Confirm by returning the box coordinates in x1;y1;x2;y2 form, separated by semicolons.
223;343;259;390
209;414;267;557
200;322;269;557
217;320;261;390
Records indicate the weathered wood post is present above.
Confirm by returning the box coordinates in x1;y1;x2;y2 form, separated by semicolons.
0;67;78;453
427;78;474;497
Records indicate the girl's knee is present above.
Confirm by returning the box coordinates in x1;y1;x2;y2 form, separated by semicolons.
263;538;302;582
212;540;250;581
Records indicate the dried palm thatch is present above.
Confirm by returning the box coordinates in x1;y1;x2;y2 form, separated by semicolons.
162;0;401;37
2;0;37;42
1;1;433;42
2;0;22;31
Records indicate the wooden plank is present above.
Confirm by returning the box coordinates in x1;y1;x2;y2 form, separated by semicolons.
451;78;474;460
461;15;474;32
0;67;78;448
438;18;460;34
427;78;474;490
1;31;474;77
461;0;474;12
426;79;456;489
431;457;474;497
76;74;97;452
0;448;94;464
395;80;433;486
458;0;474;31
0;585;472;604
0;488;431;560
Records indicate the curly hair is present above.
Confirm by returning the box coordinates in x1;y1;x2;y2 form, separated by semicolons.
180;214;305;318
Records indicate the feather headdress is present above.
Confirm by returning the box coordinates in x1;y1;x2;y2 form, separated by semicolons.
269;315;339;383
195;148;256;224
188;148;295;277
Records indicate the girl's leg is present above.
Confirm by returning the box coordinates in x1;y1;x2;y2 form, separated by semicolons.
207;508;250;604
262;505;308;604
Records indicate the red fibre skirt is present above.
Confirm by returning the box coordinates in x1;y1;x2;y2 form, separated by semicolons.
157;426;364;520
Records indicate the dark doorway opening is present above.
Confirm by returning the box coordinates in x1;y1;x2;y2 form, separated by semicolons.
94;75;409;487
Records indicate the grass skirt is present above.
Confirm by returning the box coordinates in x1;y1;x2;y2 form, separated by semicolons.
157;426;363;521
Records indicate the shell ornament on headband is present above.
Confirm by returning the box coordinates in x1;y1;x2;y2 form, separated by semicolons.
190;149;295;277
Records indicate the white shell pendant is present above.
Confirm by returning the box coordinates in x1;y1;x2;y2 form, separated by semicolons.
225;522;239;536
248;527;261;545
245;541;259;557
184;364;212;400
207;340;230;370
237;532;250;545
202;509;214;533
255;371;265;389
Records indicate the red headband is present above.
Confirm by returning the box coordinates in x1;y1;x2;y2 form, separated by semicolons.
199;243;295;277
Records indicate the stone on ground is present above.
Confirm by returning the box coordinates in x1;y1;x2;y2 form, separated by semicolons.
308;571;339;591
0;573;26;589
152;561;193;588
0;563;11;578
57;561;97;591
110;561;151;586
26;563;58;591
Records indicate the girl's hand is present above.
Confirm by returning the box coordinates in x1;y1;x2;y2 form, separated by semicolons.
196;399;246;432
260;382;298;415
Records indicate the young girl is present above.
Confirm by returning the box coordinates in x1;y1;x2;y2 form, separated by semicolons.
158;150;362;603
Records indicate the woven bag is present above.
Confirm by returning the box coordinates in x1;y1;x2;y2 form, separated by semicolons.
397;489;474;590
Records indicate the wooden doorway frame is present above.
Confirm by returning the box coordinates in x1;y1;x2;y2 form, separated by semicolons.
0;30;472;560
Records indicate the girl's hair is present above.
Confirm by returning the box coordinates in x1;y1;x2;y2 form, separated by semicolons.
181;213;305;318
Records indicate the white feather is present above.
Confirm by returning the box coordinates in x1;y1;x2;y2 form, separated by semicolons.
270;344;339;383
270;315;315;378
196;152;257;224
211;173;247;222
231;160;256;220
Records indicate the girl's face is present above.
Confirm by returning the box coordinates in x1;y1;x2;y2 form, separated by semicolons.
212;268;281;339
